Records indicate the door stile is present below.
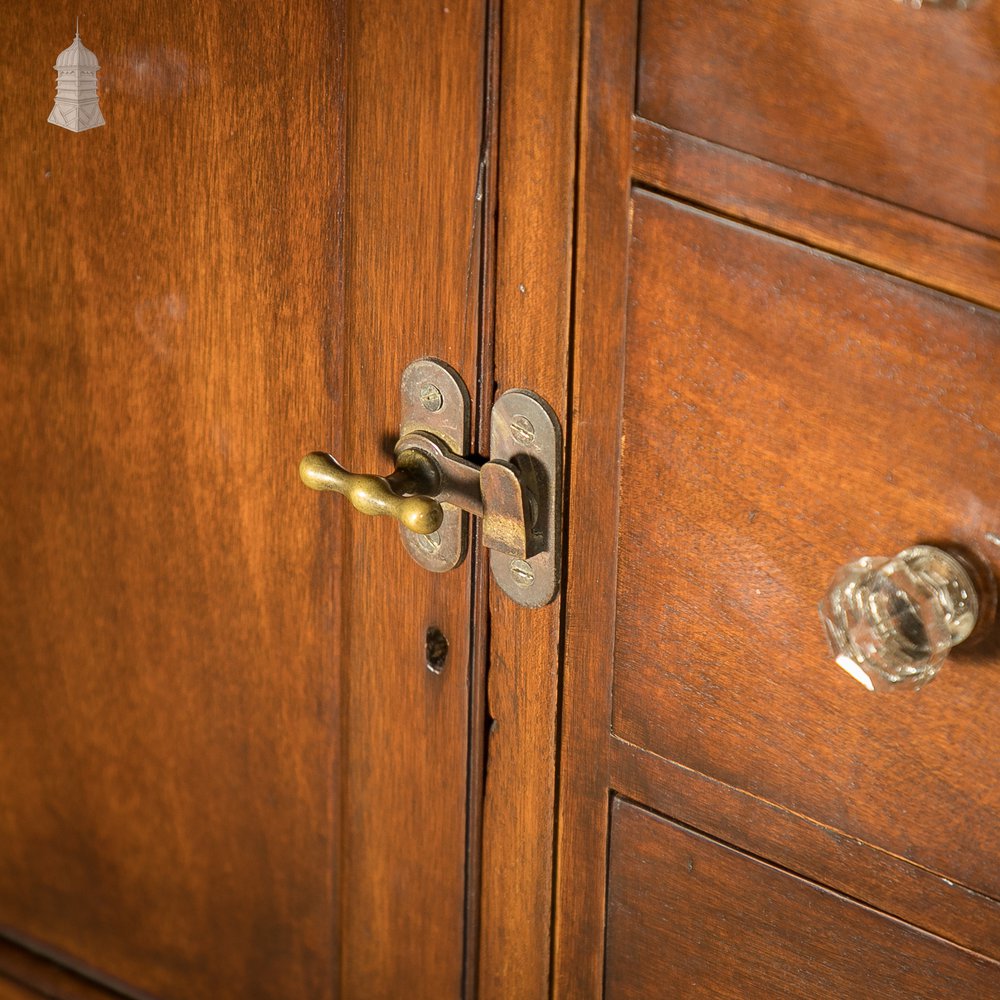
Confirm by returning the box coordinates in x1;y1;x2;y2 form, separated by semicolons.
338;2;491;995
551;0;639;996
462;0;502;993
476;0;581;996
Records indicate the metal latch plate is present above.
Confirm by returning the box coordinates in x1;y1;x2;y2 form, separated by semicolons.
489;390;562;608
398;358;470;573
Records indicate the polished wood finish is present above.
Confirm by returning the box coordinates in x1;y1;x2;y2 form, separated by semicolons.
7;2;999;995
632;117;1000;312
614;191;1000;902
556;0;1000;991
476;0;579;994
0;4;344;996
1;1;488;997
460;6;500;992
338;2;488;995
611;737;1000;959
605;800;1000;999
637;0;1000;239
552;1;638;996
0;939;126;1000
0;981;39;1000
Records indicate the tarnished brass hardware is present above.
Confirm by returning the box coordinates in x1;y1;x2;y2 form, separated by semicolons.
489;390;562;608
396;432;484;516
398;359;472;573
399;374;562;607
396;430;535;560
481;461;535;560
301;357;562;607
298;451;444;535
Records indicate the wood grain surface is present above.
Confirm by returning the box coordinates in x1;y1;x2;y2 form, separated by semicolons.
476;0;578;994
632;118;1000;312
0;3;345;997
0;1;489;997
556;0;1000;992
460;5;500;992
552;0;638;996
605;799;1000;999
614;191;1000;901
0;980;39;1000
611;737;1000;960
0;937;132;1000
638;0;1000;239
337;3;487;997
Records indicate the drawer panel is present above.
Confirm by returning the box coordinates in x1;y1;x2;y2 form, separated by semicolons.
605;799;1000;999
637;0;1000;238
613;191;1000;898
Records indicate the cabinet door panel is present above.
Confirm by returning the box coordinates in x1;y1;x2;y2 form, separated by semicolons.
0;982;37;1000
0;2;486;997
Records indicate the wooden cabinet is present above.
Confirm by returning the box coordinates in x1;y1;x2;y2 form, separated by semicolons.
1;1;998;997
556;0;1000;996
637;0;1000;238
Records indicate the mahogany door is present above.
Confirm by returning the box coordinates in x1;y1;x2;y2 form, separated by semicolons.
0;2;490;998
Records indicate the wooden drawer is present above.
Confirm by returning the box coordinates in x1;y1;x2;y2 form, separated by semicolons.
637;0;1000;238
612;191;1000;900
605;799;1000;998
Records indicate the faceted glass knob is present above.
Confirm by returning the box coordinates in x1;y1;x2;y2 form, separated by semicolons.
818;545;979;692
894;0;980;8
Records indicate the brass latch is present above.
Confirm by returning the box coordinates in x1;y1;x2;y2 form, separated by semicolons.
300;358;562;608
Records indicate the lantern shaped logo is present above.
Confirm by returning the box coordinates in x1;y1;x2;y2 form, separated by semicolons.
48;25;105;132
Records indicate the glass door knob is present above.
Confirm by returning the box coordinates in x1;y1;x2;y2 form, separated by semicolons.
819;545;981;692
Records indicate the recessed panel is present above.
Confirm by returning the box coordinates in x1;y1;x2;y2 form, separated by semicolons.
612;191;1000;898
638;0;1000;238
606;800;1000;998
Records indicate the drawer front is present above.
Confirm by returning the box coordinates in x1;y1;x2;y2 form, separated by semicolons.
612;191;1000;898
637;0;1000;238
606;800;1000;999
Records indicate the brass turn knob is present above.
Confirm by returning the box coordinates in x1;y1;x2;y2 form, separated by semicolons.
299;451;444;535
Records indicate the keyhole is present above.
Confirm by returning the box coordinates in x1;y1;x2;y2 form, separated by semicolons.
425;626;449;675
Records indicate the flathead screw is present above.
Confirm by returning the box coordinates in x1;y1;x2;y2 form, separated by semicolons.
510;414;535;445
416;530;443;555
510;558;535;588
420;384;444;412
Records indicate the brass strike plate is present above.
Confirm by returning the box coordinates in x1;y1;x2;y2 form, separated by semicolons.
489;390;562;608
394;358;562;607
398;358;471;573
303;356;561;604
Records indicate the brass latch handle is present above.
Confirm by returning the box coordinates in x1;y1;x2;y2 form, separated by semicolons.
300;358;562;608
298;451;444;535
395;431;535;560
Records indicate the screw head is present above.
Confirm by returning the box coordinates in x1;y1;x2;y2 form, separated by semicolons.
420;384;444;412
510;414;535;445
510;558;535;588
416;530;443;554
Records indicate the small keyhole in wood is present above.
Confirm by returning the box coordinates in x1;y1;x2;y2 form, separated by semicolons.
425;626;449;674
